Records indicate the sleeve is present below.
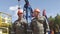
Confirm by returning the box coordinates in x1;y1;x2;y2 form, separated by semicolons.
44;17;50;32
30;20;34;31
24;19;27;24
12;21;16;33
23;19;27;25
22;19;27;31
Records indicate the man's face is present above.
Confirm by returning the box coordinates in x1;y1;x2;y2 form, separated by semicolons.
34;12;40;17
18;13;23;18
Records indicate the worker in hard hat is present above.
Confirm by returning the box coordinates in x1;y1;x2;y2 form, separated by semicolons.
30;8;49;34
13;9;27;34
43;9;50;34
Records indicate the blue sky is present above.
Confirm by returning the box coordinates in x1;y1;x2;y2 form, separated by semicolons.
0;0;60;22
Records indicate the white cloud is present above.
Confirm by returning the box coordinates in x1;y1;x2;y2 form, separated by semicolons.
9;5;22;11
9;5;18;11
9;5;23;19
9;5;18;18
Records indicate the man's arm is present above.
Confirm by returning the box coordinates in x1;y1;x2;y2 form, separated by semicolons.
12;21;17;34
30;22;34;31
44;17;50;32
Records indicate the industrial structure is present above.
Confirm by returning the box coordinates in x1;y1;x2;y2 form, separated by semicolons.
0;12;12;34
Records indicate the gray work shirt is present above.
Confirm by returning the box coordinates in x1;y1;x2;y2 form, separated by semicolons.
30;16;50;34
13;18;27;34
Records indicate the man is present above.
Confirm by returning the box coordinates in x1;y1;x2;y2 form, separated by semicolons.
13;9;27;34
30;8;49;34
